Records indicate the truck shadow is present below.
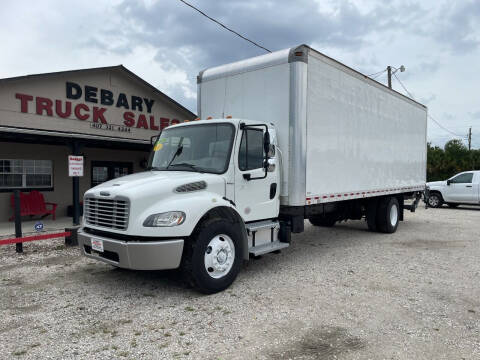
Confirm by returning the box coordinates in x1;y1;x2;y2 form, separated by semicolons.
75;220;386;297
438;205;480;212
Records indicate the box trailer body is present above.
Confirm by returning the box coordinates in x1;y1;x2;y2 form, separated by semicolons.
197;45;427;208
78;45;427;294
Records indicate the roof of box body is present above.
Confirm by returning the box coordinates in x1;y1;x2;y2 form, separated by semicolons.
198;44;426;110
0;65;196;118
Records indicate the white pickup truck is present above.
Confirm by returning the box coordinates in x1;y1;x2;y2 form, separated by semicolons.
426;170;480;207
78;45;427;293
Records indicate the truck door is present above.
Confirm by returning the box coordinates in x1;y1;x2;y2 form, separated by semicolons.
443;172;476;203
234;126;279;222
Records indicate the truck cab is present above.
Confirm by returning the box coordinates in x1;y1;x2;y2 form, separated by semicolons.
426;171;480;207
79;118;283;293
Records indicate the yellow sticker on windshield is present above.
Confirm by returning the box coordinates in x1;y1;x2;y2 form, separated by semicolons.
154;142;163;151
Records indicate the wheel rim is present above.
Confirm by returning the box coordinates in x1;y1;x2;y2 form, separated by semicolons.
428;195;439;207
390;203;398;227
204;234;235;279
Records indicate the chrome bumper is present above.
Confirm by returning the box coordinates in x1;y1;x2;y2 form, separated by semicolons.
78;229;184;270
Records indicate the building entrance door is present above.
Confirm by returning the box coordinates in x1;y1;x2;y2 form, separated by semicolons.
91;161;133;187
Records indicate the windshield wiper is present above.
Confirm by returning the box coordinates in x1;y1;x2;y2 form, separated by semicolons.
167;162;202;172
166;137;184;169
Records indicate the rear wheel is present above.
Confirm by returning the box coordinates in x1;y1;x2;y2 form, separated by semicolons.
376;197;400;233
427;192;443;208
182;219;243;294
309;214;336;227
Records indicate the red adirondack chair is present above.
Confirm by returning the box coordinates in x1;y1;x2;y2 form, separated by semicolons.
9;191;57;221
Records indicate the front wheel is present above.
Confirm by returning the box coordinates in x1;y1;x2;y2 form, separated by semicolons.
183;219;243;294
427;192;443;208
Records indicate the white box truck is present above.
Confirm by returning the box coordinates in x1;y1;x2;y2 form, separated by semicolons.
78;45;427;293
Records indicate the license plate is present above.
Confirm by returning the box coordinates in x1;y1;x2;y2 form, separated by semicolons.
91;238;104;253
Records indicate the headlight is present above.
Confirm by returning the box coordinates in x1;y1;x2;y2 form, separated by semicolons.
143;211;186;227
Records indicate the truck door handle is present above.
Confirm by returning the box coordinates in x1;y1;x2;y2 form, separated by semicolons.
466;185;472;188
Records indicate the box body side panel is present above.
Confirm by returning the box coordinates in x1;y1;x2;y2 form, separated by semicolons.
199;63;292;200
305;54;427;201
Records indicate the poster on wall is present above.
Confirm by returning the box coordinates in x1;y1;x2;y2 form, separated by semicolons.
68;155;84;177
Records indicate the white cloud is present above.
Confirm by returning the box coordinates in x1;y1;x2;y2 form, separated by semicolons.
1;0;479;147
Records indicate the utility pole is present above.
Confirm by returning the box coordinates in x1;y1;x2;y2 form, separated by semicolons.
468;127;474;170
468;127;472;151
387;66;392;89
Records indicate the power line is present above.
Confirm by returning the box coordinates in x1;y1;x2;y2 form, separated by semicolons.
392;73;467;139
393;72;414;99
178;0;272;53
367;69;387;78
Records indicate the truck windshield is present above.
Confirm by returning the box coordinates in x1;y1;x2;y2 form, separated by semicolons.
149;123;235;174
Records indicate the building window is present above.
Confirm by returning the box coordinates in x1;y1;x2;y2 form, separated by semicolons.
0;159;53;190
91;161;133;187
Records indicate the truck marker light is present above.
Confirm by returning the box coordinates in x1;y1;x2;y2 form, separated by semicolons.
226;115;232;119
207;116;213;120
194;117;200;120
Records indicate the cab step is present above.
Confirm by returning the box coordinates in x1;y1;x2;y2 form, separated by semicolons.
246;220;279;232
249;241;289;256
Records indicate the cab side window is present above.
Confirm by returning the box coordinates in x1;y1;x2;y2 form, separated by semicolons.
238;129;264;171
451;173;473;183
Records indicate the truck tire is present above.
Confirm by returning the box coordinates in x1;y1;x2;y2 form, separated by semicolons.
376;197;399;233
427;192;443;208
309;215;336;227
182;219;243;294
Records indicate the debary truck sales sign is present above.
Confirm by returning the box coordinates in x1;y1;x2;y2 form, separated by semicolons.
0;67;194;141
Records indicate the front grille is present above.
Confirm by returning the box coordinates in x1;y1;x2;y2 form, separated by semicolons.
84;197;129;230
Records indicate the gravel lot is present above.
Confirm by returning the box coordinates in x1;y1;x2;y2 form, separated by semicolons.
1;206;479;359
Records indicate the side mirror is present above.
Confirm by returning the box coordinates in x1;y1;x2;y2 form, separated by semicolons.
150;135;159;146
447;179;451;186
263;131;270;155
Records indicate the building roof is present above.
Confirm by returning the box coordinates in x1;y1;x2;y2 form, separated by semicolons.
0;65;196;118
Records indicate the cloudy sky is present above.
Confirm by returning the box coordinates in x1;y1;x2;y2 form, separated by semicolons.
1;0;479;147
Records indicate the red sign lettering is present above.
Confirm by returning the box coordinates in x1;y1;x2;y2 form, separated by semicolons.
74;104;89;120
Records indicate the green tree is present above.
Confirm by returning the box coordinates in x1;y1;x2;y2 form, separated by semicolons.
427;140;479;181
